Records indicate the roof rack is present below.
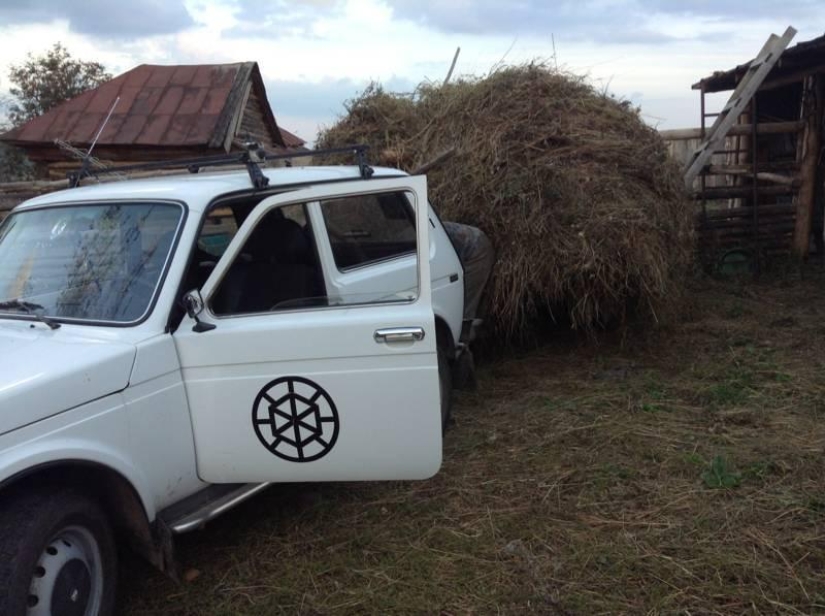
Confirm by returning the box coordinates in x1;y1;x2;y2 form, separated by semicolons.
66;143;375;190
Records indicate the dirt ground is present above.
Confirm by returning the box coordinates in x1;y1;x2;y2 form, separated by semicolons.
120;270;825;615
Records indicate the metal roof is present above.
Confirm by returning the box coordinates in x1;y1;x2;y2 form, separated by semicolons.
279;127;307;149
0;62;283;150
694;32;825;93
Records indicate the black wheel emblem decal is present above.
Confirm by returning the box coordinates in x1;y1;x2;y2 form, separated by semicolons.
252;376;340;462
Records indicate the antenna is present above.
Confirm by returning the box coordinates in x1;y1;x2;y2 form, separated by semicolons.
68;96;120;188
88;96;120;157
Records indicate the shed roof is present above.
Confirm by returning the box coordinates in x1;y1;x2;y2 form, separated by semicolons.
279;126;307;149
0;62;285;151
694;32;825;93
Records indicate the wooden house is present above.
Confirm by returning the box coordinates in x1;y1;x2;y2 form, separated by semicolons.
0;61;305;179
0;61;306;220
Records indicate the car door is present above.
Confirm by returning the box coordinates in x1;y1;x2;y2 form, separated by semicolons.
173;176;441;484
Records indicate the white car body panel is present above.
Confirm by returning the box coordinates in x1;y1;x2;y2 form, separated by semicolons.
0;394;157;519
0;166;456;529
0;320;135;436
174;177;441;483
123;335;206;510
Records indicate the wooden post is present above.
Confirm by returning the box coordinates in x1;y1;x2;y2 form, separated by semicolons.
793;73;824;259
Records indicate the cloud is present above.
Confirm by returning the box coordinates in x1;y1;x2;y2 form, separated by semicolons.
383;0;823;43
267;77;366;120
224;0;344;38
383;0;679;44
265;75;418;144
267;75;417;118
642;0;820;20
0;0;194;37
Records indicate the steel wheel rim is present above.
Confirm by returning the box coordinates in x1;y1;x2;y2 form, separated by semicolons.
26;525;104;616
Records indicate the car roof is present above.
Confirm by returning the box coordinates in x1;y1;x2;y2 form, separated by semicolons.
15;166;408;214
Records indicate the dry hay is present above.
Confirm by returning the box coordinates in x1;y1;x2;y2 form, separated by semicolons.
318;64;694;340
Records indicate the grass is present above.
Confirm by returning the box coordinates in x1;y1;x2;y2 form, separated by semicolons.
120;270;825;615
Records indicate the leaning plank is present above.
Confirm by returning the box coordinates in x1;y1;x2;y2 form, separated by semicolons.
684;26;797;188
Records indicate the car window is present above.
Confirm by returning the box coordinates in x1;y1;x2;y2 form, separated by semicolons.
210;196;419;316
0;202;182;324
198;203;305;261
198;207;237;258
320;191;416;270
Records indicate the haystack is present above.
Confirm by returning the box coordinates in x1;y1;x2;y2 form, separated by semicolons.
318;65;693;340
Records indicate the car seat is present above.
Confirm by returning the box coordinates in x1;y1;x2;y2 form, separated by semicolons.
212;215;324;314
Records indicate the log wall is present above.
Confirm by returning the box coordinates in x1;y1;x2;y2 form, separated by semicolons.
236;88;279;149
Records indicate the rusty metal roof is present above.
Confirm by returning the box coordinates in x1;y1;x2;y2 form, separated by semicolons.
0;62;284;151
694;32;825;93
278;127;307;149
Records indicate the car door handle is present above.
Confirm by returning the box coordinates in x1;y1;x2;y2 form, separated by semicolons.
374;327;426;343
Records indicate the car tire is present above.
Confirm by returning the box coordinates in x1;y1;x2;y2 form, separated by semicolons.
0;487;118;616
438;346;454;433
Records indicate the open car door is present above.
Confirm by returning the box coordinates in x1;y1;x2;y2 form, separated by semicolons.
173;176;441;483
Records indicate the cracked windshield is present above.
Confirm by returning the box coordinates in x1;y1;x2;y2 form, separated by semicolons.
0;203;182;323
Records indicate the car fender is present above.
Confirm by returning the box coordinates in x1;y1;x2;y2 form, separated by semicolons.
0;394;157;522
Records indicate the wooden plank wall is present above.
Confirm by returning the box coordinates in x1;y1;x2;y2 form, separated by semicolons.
237;88;278;149
662;134;734;192
0;191;39;223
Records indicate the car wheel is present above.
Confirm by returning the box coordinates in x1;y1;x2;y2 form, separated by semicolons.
438;347;453;433
0;488;117;616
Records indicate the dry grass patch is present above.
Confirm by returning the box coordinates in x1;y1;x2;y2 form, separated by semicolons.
121;271;825;614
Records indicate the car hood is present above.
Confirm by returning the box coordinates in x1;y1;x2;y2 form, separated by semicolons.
0;323;136;436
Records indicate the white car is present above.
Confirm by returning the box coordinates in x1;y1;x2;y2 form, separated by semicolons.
0;159;472;615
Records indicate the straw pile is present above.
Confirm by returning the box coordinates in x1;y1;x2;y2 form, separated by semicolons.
318;64;693;340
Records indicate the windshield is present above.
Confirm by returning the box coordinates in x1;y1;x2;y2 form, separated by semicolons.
0;202;183;324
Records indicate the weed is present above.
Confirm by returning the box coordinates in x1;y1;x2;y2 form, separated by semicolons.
702;456;742;489
644;376;667;400
743;460;776;481
640;402;670;413
684;452;706;467
600;463;635;480
703;381;750;406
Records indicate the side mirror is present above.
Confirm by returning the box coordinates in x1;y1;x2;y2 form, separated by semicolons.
182;290;216;333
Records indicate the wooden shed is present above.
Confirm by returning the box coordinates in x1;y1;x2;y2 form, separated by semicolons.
667;28;825;268
0;61;300;180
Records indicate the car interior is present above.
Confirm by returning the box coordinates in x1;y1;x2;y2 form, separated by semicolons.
172;189;417;327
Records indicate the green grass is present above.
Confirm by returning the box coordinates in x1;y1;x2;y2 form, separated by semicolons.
119;271;825;615
701;455;742;489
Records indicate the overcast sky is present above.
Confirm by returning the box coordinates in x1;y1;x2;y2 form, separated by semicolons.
0;0;822;144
